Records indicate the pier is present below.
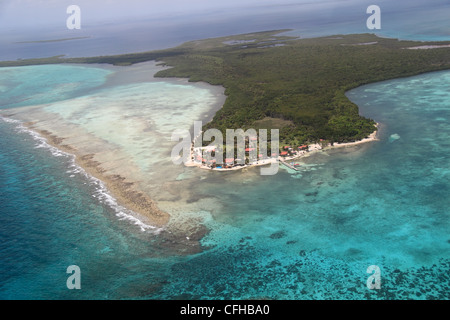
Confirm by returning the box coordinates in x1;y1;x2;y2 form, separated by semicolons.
279;159;299;171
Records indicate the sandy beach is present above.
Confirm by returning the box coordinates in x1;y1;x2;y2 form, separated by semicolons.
1;97;379;257
405;44;450;50
186;123;380;171
1;112;210;255
18;118;170;228
0;61;229;255
0;59;381;256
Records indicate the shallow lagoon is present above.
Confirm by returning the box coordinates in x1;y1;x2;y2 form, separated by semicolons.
0;61;449;299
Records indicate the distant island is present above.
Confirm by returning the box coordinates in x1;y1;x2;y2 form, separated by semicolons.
13;36;91;44
2;30;450;150
1;30;450;233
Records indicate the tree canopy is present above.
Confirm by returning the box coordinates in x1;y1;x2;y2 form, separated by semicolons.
2;30;449;145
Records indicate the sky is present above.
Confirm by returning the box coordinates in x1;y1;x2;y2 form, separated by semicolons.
0;0;305;29
0;0;390;30
1;0;447;30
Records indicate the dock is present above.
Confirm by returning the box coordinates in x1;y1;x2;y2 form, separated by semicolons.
279;159;299;171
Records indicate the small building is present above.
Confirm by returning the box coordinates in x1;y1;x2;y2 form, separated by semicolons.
280;151;288;156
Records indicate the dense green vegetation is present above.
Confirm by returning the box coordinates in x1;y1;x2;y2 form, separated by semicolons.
2;30;450;145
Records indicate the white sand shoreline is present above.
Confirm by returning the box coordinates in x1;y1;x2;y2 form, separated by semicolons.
185;123;380;172
405;44;450;50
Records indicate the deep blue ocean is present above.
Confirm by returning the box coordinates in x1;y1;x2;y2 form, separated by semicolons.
0;1;449;300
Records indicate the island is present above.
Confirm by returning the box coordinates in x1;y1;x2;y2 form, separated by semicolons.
1;30;450;238
2;30;449;148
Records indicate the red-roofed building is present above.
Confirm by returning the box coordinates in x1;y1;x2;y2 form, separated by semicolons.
245;148;256;152
225;158;234;164
280;151;288;156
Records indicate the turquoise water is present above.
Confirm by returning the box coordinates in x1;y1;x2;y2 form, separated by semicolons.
0;118;159;299
0;65;113;109
0;3;449;298
1;65;449;299
163;70;450;300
